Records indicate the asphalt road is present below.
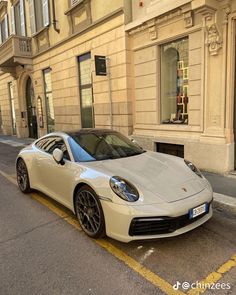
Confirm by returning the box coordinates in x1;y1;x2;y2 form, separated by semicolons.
0;142;236;295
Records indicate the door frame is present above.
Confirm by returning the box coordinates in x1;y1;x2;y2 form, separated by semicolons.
25;77;38;139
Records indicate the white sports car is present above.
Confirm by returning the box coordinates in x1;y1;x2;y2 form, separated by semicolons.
16;129;213;242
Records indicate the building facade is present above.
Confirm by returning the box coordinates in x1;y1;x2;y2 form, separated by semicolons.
126;0;236;174
0;0;132;138
0;0;236;174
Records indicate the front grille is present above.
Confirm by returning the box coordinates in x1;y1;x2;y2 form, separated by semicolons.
129;202;211;236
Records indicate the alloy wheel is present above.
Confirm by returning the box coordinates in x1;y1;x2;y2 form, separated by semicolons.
16;159;30;192
75;189;104;237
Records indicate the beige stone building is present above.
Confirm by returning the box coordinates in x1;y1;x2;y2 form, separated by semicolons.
0;0;132;138
1;0;236;174
126;0;236;174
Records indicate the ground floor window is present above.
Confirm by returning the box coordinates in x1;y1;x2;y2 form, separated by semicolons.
8;82;16;135
43;68;55;133
161;37;189;124
78;52;94;128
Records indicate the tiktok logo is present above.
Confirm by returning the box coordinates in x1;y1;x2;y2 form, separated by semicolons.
173;281;181;290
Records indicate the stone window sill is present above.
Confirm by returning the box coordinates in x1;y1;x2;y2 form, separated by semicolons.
32;26;49;38
64;0;85;15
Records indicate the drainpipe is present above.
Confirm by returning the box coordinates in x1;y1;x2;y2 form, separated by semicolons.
52;0;60;33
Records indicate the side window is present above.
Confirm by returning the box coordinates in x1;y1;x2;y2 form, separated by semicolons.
35;138;53;150
35;137;71;161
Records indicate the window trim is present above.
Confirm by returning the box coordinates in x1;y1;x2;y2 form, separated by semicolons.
0;13;9;44
65;0;86;15
29;0;50;36
160;36;189;126
11;0;26;37
43;67;55;133
78;52;94;128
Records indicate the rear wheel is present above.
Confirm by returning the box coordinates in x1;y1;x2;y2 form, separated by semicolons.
16;158;32;193
75;185;105;238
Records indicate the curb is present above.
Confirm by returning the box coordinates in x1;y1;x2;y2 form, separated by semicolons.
213;192;236;215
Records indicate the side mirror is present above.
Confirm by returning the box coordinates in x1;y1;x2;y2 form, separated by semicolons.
52;148;64;165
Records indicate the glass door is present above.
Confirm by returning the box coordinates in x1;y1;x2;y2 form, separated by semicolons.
26;78;38;138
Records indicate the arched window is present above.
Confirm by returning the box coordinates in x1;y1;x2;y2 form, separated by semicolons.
161;37;189;124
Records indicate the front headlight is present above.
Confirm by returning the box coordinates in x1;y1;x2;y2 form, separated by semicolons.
184;160;202;178
109;176;139;202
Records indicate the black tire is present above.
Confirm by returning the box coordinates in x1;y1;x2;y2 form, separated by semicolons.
75;185;106;238
16;158;32;193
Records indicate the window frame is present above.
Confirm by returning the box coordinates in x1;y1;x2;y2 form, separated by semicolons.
0;13;9;44
29;0;50;36
43;68;55;133
35;136;72;162
160;36;189;125
11;0;26;36
78;52;94;128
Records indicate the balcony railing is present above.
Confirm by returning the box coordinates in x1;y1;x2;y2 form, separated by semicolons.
0;35;32;70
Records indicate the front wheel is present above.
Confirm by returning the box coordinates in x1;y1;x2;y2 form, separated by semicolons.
75;185;105;238
16;158;32;193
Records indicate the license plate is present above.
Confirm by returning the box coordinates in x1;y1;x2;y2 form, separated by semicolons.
189;203;207;219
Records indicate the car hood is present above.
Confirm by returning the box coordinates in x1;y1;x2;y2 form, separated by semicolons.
87;151;207;204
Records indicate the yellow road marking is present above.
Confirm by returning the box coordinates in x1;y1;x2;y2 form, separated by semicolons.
0;169;185;295
187;254;236;295
96;239;185;295
0;170;17;185
1;169;235;295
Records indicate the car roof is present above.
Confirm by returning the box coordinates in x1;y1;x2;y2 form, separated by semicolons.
40;128;118;138
66;128;119;136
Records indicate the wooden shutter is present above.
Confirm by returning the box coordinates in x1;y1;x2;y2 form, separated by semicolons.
29;0;36;34
20;0;26;36
71;0;79;6
10;6;16;35
42;0;49;27
4;14;9;39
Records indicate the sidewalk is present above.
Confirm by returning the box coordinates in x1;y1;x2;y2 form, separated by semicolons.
0;134;235;213
0;134;34;147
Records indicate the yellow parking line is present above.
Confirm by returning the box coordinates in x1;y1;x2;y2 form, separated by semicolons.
187;254;236;295
0;169;184;295
96;239;185;295
0;170;17;185
2;169;236;295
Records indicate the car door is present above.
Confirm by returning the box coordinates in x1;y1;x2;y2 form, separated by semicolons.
35;136;76;210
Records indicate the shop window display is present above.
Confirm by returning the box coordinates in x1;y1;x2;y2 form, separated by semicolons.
161;38;189;124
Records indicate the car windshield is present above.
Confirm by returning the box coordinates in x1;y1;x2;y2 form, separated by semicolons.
68;132;145;162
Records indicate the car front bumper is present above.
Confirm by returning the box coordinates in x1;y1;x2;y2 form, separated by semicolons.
101;188;213;242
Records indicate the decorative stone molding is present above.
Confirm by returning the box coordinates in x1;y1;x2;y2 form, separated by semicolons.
128;8;182;37
128;24;148;36
206;24;222;56
184;11;193;28
196;6;216;25
156;9;182;25
222;4;231;24
147;20;157;40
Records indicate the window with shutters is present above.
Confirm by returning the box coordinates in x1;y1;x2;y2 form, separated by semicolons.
10;0;26;36
29;0;49;35
0;14;9;44
71;0;80;6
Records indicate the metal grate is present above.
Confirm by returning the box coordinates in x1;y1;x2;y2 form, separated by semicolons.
129;203;211;236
